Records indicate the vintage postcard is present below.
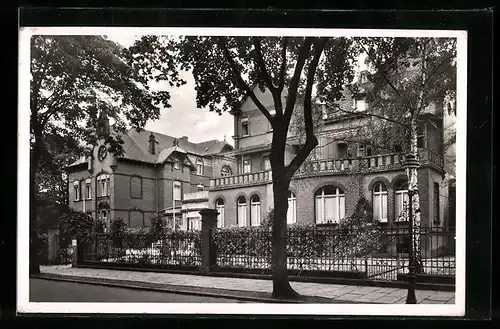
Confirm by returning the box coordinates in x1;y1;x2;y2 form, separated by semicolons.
18;25;466;316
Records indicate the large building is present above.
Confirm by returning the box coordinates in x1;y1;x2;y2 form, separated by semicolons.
207;71;452;231
65;112;234;231
67;73;453;234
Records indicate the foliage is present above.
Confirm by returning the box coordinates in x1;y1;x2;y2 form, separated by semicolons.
57;211;94;247
93;218;107;234
150;215;167;241
259;208;275;230
214;219;382;261
109;218;127;248
351;196;373;222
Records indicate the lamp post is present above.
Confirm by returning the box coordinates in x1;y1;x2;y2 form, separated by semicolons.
404;152;420;304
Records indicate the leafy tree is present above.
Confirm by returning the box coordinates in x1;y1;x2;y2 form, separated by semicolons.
330;37;456;271
131;35;357;298
29;35;182;274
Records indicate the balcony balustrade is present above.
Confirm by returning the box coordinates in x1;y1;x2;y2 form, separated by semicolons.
183;190;209;201
210;170;272;189
209;149;443;190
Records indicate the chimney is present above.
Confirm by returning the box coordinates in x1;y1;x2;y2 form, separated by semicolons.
180;136;188;142
149;132;157;154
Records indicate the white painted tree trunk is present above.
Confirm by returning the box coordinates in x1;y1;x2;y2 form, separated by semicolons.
407;117;423;272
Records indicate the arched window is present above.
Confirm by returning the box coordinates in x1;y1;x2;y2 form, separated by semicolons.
221;165;232;177
250;195;261;226
315;186;345;224
373;182;388;222
237;196;247;227
287;191;297;225
196;158;204;175
216;198;225;228
96;174;110;197
395;180;409;221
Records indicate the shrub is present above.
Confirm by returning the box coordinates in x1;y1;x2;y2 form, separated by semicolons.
150;215;166;241
93;218;107;234
57;211;94;247
109;218;127;248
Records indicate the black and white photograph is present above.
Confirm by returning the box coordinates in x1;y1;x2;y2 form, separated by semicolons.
17;25;466;316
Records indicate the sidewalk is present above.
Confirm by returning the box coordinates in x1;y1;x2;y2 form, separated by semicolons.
38;265;455;304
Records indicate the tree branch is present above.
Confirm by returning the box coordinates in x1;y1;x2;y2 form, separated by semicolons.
217;37;275;127
331;105;410;128
285;38;326;179
252;37;275;91
283;38;314;125
356;39;414;111
277;37;289;92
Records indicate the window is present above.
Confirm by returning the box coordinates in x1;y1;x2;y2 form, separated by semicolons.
337;142;348;159
242;158;251;173
221;165;232;177
97;174;110;197
237;196;247;227
196;158;204;175
188;218;201;231
263;155;271;170
395;181;409;221
173;156;180;170
355;99;366;112
85;179;91;200
433;182;440;224
73;181;81;201
130;176;142;199
315;186;345;224
241;118;249;136
373;182;388;222
287;191;297;225
357;144;365;157
197;184;204;192
173;181;182;201
250;195;261;226
216;198;225;228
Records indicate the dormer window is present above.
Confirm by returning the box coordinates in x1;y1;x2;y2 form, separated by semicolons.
173;156;180;170
241;118;249;136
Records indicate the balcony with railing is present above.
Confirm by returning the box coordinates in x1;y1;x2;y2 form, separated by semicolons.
209;170;273;190
209;149;443;190
183;190;209;202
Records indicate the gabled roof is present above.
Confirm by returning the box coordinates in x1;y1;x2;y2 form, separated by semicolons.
66;128;233;168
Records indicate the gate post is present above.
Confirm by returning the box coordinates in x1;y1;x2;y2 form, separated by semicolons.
199;209;219;273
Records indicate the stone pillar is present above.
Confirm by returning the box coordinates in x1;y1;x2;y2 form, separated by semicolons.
71;238;84;267
71;238;78;267
198;208;219;273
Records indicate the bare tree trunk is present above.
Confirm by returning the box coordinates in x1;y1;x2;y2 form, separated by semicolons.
270;131;299;299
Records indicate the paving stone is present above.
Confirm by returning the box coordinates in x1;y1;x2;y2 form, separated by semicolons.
420;299;448;304
373;295;405;304
39;266;452;305
427;292;455;301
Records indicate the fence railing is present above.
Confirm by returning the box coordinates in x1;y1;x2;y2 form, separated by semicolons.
82;232;202;268
213;224;455;281
80;223;455;284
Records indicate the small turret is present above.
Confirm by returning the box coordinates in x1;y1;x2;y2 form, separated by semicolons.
97;109;110;139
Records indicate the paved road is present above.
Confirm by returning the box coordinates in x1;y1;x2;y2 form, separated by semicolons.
30;279;247;303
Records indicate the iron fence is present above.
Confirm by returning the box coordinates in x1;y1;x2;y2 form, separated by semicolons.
213;224;455;281
82;232;202;267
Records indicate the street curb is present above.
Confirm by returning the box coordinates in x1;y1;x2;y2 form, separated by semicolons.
32;274;361;304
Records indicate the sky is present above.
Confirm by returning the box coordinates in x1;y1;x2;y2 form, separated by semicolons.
107;34;234;146
105;34;371;147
